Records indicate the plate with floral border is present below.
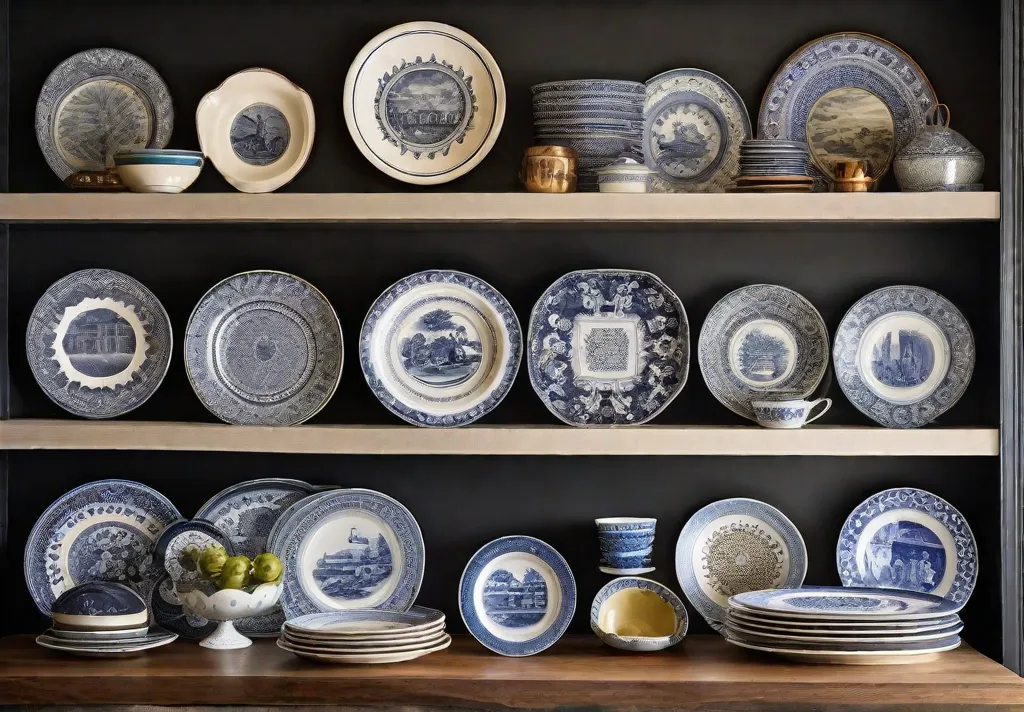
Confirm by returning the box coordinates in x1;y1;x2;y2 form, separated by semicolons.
833;285;974;428
837;488;977;608
527;269;689;426
675;498;806;630
24;479;181;616
360;270;521;427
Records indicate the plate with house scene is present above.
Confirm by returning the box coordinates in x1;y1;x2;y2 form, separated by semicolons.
459;536;576;657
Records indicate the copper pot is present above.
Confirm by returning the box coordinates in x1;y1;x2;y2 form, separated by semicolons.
520;146;578;193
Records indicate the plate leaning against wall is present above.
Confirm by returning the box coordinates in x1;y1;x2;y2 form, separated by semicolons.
345;21;505;184
26;269;173;419
360;270;521;427
36;48;174;182
527;269;689;426
833;285;974;428
185;270;343;426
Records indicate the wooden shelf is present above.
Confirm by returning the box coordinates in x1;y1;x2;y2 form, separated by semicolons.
0;192;1000;223
0;420;997;456
0;635;1020;708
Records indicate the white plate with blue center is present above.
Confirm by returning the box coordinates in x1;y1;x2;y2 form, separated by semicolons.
459;536;575;657
698;284;829;421
361;270;521;427
24;479;181;616
833;285;974;428
730;586;960;621
27;269;172;419
345;21;505;185
837;488;977;608
269;488;424;618
527;269;689;426
644;68;750;193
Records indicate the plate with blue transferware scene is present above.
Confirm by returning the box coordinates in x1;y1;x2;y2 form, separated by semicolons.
833;286;974;428
698;284;828;421
185;271;343;426
26;269;173;419
361;270;521;427
271;488;424;619
150;572;217;640
527;269;688;426
643;69;751;193
758;32;937;181
24;479;181;616
675;498;806;630
154;519;235;590
35;48;174;183
730;586;961;621
837;488;977;608
459;536;575;657
345;21;505;185
197;68;314;193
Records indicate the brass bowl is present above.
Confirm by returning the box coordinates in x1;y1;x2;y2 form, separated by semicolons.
520;146;578;193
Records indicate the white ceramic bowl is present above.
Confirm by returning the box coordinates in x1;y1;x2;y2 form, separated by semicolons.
177;581;282;650
113;150;204;193
591;577;688;652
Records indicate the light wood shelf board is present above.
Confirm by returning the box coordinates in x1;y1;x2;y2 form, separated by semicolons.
0;192;1000;223
0;420;998;456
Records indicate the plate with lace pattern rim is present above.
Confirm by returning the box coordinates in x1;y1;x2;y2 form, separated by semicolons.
26;269;173;419
833;285;974;428
730;586;960;620
837;488;977;607
459;535;576;657
24;479;181;616
675;498;807;628
185;270;343;426
698;284;829;421
272;488;424;618
527;269;689;426
360;270;521;427
757;32;937;181
36;47;174;181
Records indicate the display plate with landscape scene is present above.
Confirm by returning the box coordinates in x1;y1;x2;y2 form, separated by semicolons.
360;270;521;427
833;286;974;428
270;489;424;619
459;536;575;657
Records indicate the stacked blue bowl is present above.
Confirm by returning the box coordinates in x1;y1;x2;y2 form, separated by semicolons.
531;80;645;192
596;517;656;574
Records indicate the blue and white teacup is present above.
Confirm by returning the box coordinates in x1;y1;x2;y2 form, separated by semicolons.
597;518;656;574
750;398;832;429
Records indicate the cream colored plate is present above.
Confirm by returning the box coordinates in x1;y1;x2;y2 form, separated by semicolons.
725;634;959;665
281;629;448;652
277;634;451;663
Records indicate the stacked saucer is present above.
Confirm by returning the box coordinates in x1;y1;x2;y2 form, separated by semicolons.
734;139;820;193
724;587;963;665
278;606;450;664
531;79;644;192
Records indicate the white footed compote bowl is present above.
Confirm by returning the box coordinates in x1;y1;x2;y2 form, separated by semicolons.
177;581;282;650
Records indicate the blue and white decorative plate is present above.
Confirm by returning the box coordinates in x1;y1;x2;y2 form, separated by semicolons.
270;488;424;618
675;498;807;629
35;48;174;182
24;479;181;616
837;488;977;608
833;285;974;428
150;572;217;640
26;269;173;419
730;586;960;620
644;69;751;193
698;284;828;421
528;270;689;426
344;21;505;185
284;606;445;636
758;33;937;181
185;271;343;426
459;536;575;657
361;270;521;427
153;519;235;589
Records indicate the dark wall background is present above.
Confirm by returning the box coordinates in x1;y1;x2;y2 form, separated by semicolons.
2;0;1005;660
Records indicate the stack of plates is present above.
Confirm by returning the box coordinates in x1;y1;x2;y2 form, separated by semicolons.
278;607;450;664
724;587;963;665
37;626;178;658
531;80;644;192
734;139;820;193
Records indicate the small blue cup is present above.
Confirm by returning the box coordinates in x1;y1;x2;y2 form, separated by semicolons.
596;518;656;574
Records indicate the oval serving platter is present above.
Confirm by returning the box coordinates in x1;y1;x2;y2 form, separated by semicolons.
345;21;505;185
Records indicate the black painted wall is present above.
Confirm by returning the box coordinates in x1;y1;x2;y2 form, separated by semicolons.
1;0;1005;660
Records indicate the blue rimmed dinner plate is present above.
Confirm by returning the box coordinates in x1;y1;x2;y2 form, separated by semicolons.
730;586;960;620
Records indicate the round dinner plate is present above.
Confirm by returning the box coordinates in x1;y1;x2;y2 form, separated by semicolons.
150;572;216;640
154;519;235;590
285;607;445;637
360;270;521;427
833;285;974;428
837;487;977;607
723;631;961;665
730;586;961;620
277;635;451;664
460;536;576;657
185;271;343;426
726;607;961;631
345;21;504;184
698;284;829;421
27;269;173;419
